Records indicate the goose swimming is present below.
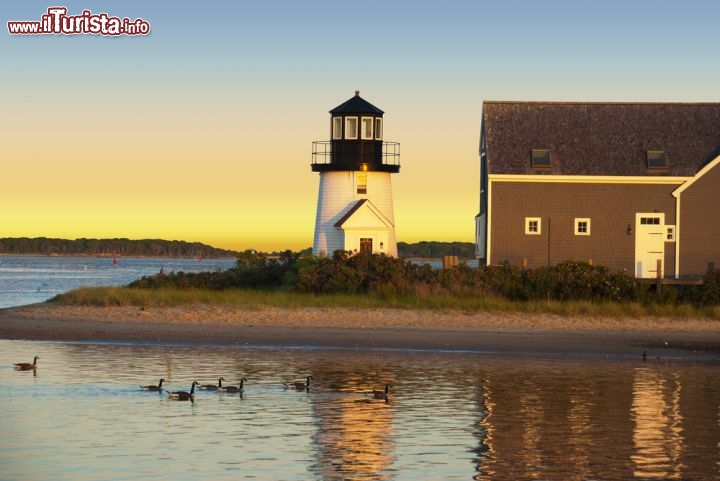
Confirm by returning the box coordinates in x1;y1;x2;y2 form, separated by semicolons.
14;356;39;371
139;378;165;391
199;377;225;391
168;381;199;402
371;384;391;400
285;375;312;391
221;378;247;393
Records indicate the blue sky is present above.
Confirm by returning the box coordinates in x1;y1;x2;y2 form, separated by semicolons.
2;1;719;251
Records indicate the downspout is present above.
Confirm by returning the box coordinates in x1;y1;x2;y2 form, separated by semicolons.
674;195;680;279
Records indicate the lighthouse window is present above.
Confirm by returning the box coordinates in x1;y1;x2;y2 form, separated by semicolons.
357;172;367;194
345;117;358;139
361;117;373;140
375;118;383;140
332;117;342;140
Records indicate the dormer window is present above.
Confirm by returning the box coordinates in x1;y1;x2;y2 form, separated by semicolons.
345;117;358;139
647;150;667;169
531;149;551;168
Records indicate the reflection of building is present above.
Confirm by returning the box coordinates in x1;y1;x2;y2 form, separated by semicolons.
310;375;394;479
469;363;720;480
631;367;684;479
471;366;638;480
311;91;401;257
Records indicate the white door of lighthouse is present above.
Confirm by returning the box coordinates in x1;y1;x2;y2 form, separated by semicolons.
634;213;665;278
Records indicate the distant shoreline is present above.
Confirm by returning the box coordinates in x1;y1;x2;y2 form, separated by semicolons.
2;303;719;360
0;253;237;259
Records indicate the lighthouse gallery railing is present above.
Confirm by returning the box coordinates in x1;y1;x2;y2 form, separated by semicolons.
311;141;400;166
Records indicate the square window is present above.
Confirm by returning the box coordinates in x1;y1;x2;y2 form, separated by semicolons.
666;226;676;242
361;117;373;140
647;150;667;169
575;218;591;236
332;117;342;140
345;117;358;139
531;149;551;168
525;217;541;235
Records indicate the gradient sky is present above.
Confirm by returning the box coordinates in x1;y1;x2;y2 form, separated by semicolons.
2;1;720;252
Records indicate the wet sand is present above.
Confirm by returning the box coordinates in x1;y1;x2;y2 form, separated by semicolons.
1;304;719;360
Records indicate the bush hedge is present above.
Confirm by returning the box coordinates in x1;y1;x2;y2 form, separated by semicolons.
128;250;720;307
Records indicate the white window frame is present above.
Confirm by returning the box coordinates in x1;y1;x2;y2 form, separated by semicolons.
574;218;591;236
374;118;383;140
361;117;373;140
332;117;343;140
345;117;358;140
525;217;541;235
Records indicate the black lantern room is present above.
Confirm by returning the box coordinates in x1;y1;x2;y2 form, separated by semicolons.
312;91;400;173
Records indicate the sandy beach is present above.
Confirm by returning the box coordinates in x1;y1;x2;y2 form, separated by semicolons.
1;303;719;360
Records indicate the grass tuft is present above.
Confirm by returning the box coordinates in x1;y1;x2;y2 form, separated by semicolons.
49;286;720;321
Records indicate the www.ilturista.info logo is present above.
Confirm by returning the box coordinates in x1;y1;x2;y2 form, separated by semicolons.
8;7;150;36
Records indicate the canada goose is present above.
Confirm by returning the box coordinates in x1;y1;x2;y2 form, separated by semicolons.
372;384;391;399
285;376;312;391
221;378;248;393
139;378;165;391
168;381;199;402
14;356;39;371
199;377;225;391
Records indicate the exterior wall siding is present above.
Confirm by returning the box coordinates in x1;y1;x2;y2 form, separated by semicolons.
678;163;720;276
489;181;678;276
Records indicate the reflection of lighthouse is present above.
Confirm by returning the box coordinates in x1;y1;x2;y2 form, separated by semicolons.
310;373;394;479
311;91;401;257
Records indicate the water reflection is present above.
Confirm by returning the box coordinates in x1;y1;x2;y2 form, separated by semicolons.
2;340;719;480
632;368;685;479
472;377;494;480
311;374;394;480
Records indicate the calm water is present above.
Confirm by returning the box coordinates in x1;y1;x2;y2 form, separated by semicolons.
2;339;719;480
0;255;236;309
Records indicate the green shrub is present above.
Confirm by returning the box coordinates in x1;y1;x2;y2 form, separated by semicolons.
122;249;719;309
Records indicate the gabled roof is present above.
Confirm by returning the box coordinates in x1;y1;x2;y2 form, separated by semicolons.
334;199;393;229
330;91;384;115
673;154;720;197
482;101;720;176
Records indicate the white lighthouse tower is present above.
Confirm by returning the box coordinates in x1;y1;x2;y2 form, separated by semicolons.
311;91;400;257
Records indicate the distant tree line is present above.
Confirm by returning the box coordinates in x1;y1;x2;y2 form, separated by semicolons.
129;249;720;306
397;241;475;259
0;237;238;258
0;238;474;259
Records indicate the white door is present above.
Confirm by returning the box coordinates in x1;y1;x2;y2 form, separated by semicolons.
634;213;665;278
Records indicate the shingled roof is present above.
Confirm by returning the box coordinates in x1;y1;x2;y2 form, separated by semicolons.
482;101;720;176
